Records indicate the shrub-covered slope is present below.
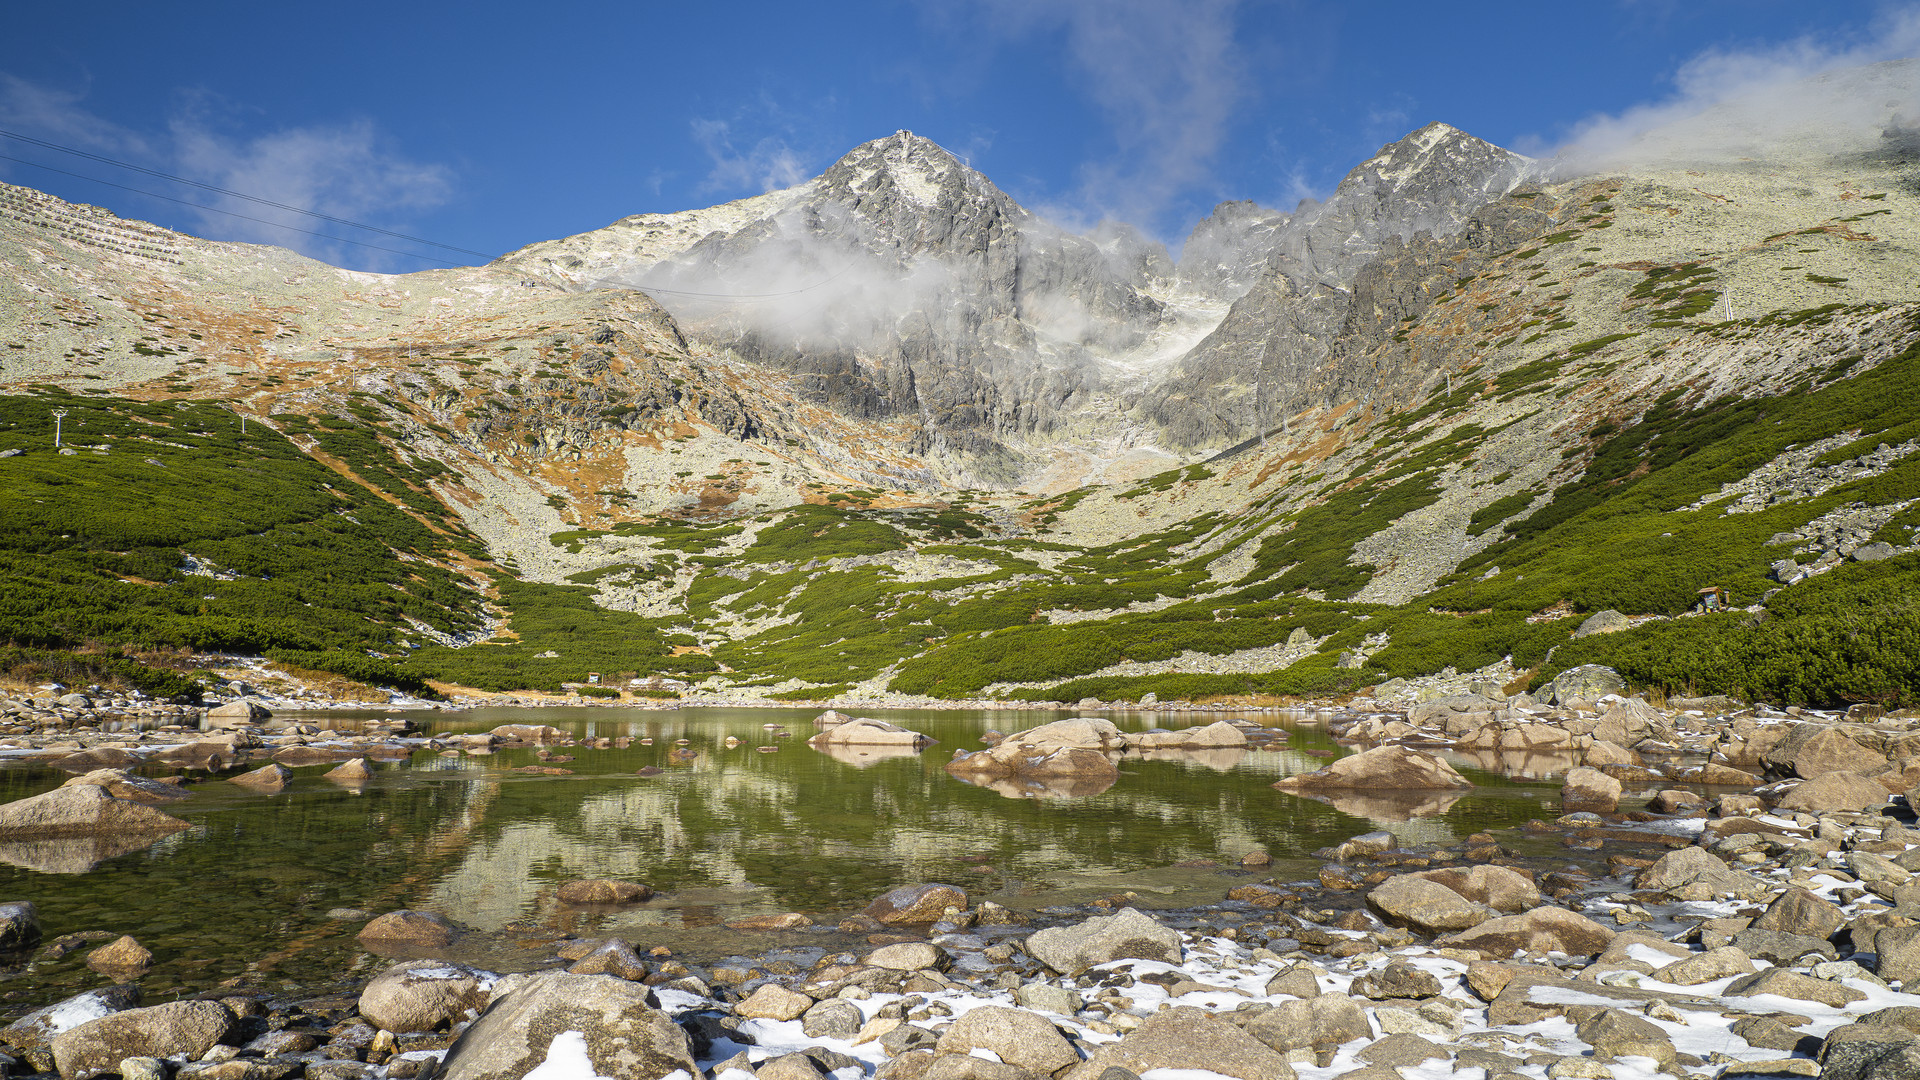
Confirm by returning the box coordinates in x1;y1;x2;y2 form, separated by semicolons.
3;130;1917;707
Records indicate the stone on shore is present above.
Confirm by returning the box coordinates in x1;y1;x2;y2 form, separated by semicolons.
2;986;139;1049
1774;726;1888;779
1635;845;1772;900
52;1001;237;1080
1406;865;1541;912
1068;1005;1296;1080
0;786;191;839
867;942;947;972
931;1006;1078;1076
566;940;649;981
1660;945;1756;985
556;880;652;905
358;960;493;1034
430;972;695;1080
736;984;814;1021
1754;886;1845;938
862;884;967;925
1437;906;1616;957
1725;968;1867;1008
1241;993;1370;1051
1366;875;1493;934
204;699;272;728
1774;771;1890;813
1025;907;1182;976
1272;745;1472;792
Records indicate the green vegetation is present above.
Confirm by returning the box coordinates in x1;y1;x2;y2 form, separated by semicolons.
0;392;486;691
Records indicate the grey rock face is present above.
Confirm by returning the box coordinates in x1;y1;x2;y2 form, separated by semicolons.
1140;123;1531;450
505;131;1173;483
1176;200;1289;301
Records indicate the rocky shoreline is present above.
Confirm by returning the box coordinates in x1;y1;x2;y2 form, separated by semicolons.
5;777;1920;1080
4;677;1920;1079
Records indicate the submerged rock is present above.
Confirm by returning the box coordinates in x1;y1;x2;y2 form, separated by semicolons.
556;880;652;905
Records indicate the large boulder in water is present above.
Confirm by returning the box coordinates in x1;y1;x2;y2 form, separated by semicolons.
945;718;1123;783
806;717;933;748
1124;720;1249;750
59;770;189;804
1272;745;1472;792
0;786;191;839
429;972;696;1080
358;910;459;953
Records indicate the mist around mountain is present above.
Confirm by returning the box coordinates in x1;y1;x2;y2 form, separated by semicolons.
2;60;1918;709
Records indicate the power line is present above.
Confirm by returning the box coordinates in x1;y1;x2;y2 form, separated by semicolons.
0;154;471;267
0;127;493;259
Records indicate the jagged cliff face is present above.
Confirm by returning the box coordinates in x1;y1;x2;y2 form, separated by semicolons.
1174;199;1289;301
501;132;1185;485
1140;122;1530;450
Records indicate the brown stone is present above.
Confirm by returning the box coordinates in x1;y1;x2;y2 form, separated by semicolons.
556;880;652;905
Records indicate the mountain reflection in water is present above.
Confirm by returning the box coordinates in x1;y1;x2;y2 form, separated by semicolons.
0;706;1560;1006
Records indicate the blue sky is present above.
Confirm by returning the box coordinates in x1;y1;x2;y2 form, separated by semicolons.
1;1;1914;271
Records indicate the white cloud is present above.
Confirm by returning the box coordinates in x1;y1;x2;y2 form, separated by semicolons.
0;74;153;157
690;118;810;194
0;77;453;270
1539;6;1920;175
956;0;1247;237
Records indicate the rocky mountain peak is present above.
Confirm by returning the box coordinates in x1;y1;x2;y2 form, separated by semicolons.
1284;123;1530;291
1175;199;1289;301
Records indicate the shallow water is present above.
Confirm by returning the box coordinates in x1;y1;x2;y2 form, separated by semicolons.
0;707;1566;1008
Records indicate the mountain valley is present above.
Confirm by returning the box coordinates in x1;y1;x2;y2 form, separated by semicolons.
3;61;1918;709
